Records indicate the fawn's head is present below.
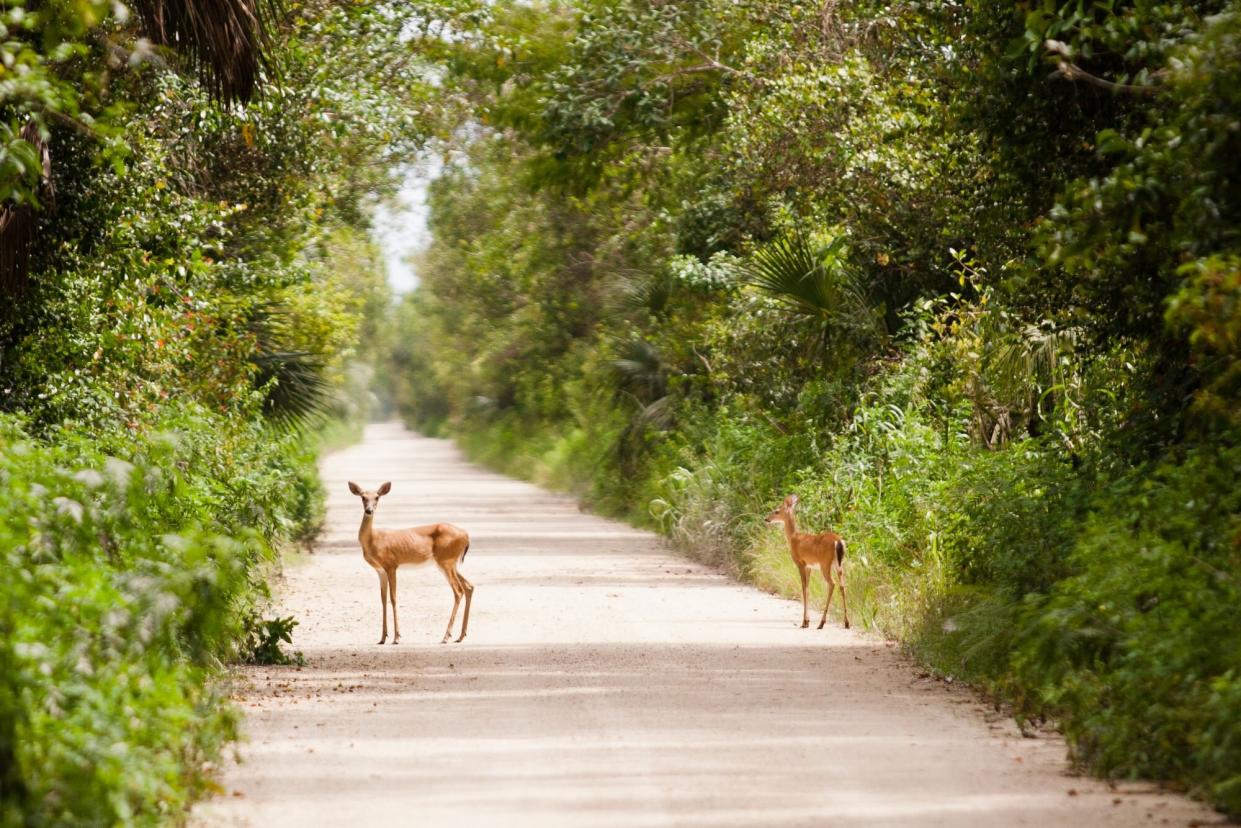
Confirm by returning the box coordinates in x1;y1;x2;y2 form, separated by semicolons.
348;481;391;515
766;494;799;525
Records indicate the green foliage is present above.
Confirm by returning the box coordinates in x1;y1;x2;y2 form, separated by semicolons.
1012;445;1241;811
244;614;305;667
0;409;323;826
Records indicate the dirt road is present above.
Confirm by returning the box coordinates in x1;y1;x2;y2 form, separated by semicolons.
193;423;1220;827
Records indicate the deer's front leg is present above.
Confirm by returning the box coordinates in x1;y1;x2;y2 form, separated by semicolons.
387;568;401;644
376;569;389;645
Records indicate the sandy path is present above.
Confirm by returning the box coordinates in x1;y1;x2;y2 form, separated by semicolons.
193;423;1221;827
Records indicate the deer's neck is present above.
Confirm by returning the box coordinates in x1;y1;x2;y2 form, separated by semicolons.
782;514;799;543
358;514;375;549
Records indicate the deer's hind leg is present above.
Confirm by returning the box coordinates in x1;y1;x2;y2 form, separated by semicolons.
436;560;464;644
818;567;836;630
453;564;474;643
836;564;850;629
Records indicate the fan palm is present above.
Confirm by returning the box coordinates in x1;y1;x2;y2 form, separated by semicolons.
984;319;1084;441
129;0;283;106
739;231;879;363
248;301;331;430
610;338;675;466
612;270;679;319
611;338;667;406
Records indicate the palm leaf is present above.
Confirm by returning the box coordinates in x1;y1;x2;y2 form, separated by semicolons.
986;321;1083;412
252;349;330;428
248;301;330;429
741;232;865;318
611;338;667;404
612;270;678;318
738;231;879;360
129;0;284;105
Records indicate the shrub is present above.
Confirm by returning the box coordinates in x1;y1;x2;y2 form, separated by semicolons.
1012;445;1241;815
0;409;318;826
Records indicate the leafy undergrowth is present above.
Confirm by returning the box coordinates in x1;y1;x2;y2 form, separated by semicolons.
0;411;323;826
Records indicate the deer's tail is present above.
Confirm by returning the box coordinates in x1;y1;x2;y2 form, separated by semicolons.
835;538;845;566
462;541;470;562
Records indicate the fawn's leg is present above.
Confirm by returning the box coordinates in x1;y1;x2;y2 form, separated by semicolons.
819;569;836;629
837;569;850;629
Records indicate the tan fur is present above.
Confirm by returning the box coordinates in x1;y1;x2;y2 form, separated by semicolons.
766;494;850;630
349;481;474;644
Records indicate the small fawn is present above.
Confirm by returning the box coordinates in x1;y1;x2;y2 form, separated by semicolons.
766;494;850;629
349;481;474;644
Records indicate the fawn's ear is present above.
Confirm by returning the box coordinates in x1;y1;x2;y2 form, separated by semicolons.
377;481;392;496
348;481;363;496
786;494;800;509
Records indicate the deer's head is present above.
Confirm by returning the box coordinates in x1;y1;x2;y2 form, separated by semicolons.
348;481;391;515
766;493;798;525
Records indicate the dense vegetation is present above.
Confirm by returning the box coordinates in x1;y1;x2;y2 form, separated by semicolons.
0;0;430;822
388;0;1241;816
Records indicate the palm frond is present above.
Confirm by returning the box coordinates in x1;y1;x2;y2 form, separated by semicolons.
612;270;678;318
741;233;853;319
611;338;667;404
253;349;330;429
634;394;676;430
739;233;838;317
987;321;1083;409
248;301;331;430
129;0;283;105
738;231;881;362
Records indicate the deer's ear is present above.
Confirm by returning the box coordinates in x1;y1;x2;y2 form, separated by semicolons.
377;481;392;496
348;481;363;496
787;494;800;509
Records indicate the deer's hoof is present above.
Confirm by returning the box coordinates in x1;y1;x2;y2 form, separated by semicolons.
376;638;386;646
800;621;809;628
454;635;466;644
844;620;851;630
817;622;826;630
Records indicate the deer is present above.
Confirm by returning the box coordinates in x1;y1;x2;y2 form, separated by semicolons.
766;494;850;630
348;481;474;645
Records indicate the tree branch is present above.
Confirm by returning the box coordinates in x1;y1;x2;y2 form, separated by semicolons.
1044;40;1164;96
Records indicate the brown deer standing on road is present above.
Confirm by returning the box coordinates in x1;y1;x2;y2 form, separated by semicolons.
766;494;850;629
348;481;474;644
